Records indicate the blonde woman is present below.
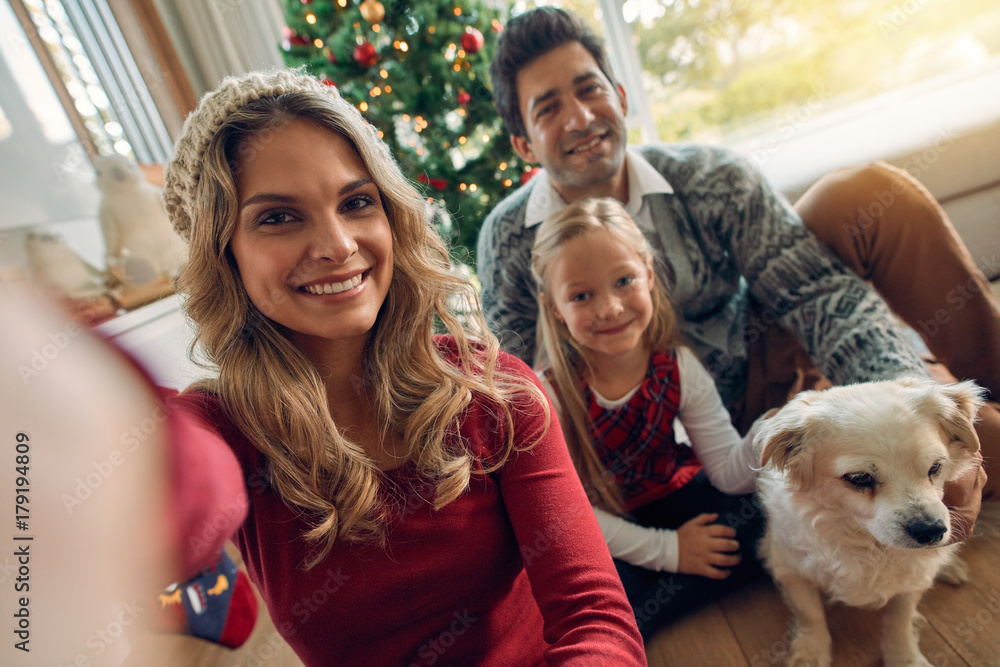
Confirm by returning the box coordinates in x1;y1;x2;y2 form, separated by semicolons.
157;70;644;666
531;198;765;638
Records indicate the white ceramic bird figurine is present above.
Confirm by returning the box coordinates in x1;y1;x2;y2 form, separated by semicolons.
95;154;187;286
25;231;105;298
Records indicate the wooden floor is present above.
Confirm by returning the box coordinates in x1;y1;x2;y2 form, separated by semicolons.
124;506;1000;667
646;503;1000;667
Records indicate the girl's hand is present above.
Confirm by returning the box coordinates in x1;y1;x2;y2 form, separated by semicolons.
677;513;741;579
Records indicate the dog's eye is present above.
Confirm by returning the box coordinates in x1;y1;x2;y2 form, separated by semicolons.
842;472;878;491
928;461;942;478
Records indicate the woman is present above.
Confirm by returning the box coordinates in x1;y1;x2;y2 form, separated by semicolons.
160;69;645;666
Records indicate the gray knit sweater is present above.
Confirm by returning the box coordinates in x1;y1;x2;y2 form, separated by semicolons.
476;143;926;408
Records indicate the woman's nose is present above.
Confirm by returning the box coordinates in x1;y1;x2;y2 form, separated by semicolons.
310;214;357;264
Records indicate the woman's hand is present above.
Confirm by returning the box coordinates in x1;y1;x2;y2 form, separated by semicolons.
676;513;741;579
1;288;173;665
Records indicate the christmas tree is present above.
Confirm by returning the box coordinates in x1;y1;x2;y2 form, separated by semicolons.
281;0;538;257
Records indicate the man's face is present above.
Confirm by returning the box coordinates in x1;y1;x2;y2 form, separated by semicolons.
511;41;628;201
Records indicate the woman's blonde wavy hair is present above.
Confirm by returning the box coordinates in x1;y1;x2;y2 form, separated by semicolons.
178;89;542;568
531;198;679;515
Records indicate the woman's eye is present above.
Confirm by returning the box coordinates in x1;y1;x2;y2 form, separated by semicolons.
842;472;878;491
570;292;589;303
928;461;942;478
257;210;295;226
342;194;377;212
616;275;635;288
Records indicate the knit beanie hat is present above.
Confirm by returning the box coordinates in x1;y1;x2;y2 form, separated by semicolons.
163;68;344;242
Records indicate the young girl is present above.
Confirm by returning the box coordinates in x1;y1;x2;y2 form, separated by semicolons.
531;197;765;638
149;69;645;665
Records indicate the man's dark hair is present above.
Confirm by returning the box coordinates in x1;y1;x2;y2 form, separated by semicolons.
490;7;617;139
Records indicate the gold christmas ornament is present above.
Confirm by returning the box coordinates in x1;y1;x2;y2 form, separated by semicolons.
359;0;385;23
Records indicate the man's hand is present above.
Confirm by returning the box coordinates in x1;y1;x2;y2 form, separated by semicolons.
677;513;741;579
943;451;987;543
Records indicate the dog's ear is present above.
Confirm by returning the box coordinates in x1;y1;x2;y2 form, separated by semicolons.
754;399;817;489
934;381;985;456
759;428;805;470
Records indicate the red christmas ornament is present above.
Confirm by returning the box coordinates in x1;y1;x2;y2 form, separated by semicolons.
457;91;471;106
353;40;378;68
430;178;448;191
326;50;337;64
288;32;311;47
460;27;484;55
520;167;541;186
417;173;429;184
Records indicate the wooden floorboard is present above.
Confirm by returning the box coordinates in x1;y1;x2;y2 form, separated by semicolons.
646;506;1000;667
645;601;749;667
919;520;1000;667
720;581;796;666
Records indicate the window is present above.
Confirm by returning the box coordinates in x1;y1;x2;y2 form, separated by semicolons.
622;0;1000;146
15;0;174;161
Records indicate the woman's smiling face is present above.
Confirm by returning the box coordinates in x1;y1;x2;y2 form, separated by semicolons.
229;119;393;351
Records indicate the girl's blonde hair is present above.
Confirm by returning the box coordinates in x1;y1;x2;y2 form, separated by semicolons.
178;86;541;568
530;198;679;514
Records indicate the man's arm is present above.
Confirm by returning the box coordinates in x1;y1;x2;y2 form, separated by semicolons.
706;150;928;385
476;194;542;365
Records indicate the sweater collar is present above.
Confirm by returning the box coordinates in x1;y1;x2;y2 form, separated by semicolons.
523;147;675;228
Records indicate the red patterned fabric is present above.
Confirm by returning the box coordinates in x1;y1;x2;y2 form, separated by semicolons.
587;350;703;512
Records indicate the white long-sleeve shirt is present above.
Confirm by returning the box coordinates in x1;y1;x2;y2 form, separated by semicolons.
540;347;758;573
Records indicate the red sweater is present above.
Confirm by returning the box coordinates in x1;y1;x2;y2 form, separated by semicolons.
167;339;645;666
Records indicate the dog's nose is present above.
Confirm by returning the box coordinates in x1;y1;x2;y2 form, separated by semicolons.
905;519;947;545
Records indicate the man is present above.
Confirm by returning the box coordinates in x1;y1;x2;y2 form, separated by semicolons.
477;9;998;504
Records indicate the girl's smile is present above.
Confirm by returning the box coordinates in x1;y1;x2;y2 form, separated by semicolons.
594;320;634;336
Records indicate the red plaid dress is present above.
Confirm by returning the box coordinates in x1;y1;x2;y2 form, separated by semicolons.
587;349;702;512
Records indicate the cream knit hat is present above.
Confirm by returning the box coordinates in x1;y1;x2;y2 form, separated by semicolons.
163;68;341;242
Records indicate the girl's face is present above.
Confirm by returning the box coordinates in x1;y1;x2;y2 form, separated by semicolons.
229;119;393;353
545;226;654;363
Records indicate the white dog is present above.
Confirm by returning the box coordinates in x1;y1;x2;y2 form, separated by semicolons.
754;377;984;667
